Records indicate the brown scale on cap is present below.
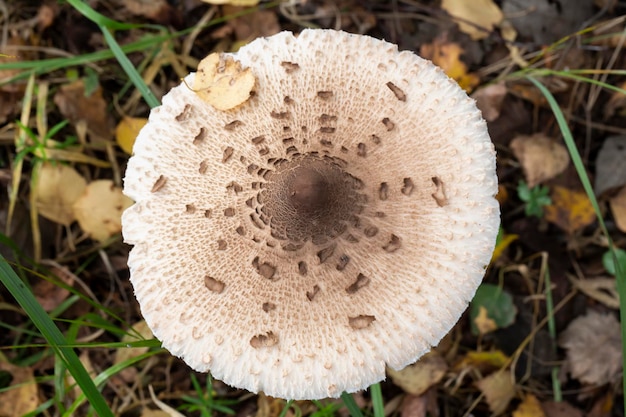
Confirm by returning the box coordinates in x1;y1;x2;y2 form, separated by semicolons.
123;29;499;401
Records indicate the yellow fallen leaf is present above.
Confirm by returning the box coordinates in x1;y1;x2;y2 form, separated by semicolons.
491;233;518;262
455;350;510;372
513;394;545;417
0;361;39;417
510;134;570;188
441;0;503;40
544;186;596;234
35;162;87;226
420;40;479;92
387;351;448;395
192;52;255;111
73;180;134;242
116;116;147;154
474;305;498;335
200;0;259;5
475;371;515;415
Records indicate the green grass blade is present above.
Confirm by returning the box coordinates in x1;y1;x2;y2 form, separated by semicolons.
527;75;625;409
278;400;294;417
65;0;161;109
543;265;561;401
65;0;144;30
64;350;161;416
340;392;364;417
370;383;385;417
0;255;114;417
100;27;160;108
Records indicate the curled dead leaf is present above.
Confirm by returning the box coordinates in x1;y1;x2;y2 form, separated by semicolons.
192;52;256;111
510;133;570;188
53;80;112;139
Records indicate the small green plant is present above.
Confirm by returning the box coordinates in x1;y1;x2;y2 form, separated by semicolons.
603;248;626;276
178;373;238;417
517;180;551;218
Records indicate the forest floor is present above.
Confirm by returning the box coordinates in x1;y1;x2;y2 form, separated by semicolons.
1;0;626;416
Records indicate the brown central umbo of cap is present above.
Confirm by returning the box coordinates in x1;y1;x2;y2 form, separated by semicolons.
261;155;367;247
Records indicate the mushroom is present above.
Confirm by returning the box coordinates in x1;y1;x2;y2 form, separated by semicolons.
122;29;500;400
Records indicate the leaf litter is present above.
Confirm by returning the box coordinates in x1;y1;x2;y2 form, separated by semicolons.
2;0;626;416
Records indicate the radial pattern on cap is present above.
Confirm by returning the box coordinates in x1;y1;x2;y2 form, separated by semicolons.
122;29;500;400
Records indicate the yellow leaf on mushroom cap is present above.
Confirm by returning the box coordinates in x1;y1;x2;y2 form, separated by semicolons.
192;52;256;111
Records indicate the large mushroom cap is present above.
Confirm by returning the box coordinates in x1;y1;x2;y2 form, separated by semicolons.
122;29;500;400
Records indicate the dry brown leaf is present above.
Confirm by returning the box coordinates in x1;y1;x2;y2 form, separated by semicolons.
510;133;570;188
513;394;545;417
540;401;583;417
36;3;58;31
224;7;280;43
419;40;480;92
400;390;438;417
124;0;171;21
53;80;112;139
558;310;622;385
192;52;256;110
544;186;596;234
603;80;626;119
475;371;515;415
35;162;87;226
387;351;448;396
73;180;133;242
0;361;39;417
610;186;626;233
116;116;147;154
0;37;27;93
472;82;507;122
441;0;503;40
33;261;76;312
588;392;614;417
595;135;626;197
